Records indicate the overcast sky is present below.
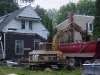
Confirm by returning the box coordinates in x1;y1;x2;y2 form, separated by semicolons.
19;0;79;10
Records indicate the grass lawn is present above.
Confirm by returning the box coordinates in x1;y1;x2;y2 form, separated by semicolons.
0;67;82;75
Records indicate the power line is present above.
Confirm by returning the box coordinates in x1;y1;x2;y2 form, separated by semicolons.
42;0;66;5
42;0;79;4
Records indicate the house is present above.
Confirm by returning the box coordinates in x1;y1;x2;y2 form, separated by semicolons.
56;11;94;43
0;6;49;59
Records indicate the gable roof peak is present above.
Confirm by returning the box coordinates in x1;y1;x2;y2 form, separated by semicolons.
17;5;41;20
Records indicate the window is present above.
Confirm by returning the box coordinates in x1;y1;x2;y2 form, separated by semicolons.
88;23;93;32
29;21;32;30
21;20;25;29
15;40;24;55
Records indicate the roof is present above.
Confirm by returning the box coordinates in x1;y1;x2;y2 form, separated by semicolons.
55;19;69;31
17;6;41;20
0;7;26;31
0;6;42;31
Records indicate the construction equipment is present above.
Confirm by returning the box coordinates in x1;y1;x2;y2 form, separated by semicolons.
52;22;87;51
29;45;66;70
28;22;87;70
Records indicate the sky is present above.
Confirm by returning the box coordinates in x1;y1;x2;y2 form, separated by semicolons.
18;0;79;10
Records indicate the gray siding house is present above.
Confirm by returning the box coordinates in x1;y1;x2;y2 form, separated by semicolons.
0;6;49;59
56;12;94;43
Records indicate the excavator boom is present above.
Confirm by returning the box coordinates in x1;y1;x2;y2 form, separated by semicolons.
52;22;87;51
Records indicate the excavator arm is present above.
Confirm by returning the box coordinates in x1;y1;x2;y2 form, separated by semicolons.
52;23;87;51
52;30;69;51
71;23;87;42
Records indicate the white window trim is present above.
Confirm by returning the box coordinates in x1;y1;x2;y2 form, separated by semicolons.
88;22;93;32
15;40;24;55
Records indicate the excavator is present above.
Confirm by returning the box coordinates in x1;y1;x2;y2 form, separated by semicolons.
28;22;87;70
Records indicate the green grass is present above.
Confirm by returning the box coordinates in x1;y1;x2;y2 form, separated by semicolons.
0;67;82;75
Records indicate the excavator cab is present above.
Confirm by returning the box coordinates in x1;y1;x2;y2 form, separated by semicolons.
37;42;52;51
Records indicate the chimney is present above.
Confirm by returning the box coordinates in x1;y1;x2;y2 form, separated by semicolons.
68;10;74;43
68;10;73;24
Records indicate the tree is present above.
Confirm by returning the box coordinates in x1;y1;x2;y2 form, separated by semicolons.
56;2;76;24
34;5;54;42
34;5;46;17
0;0;19;16
53;28;57;37
34;5;47;24
56;0;95;25
47;18;53;43
92;0;100;40
46;8;58;27
15;0;35;3
77;0;95;16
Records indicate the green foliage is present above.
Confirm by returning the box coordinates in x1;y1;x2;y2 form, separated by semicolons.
18;0;35;3
47;18;53;43
93;0;100;40
34;6;54;42
0;0;19;16
56;0;95;25
46;9;58;27
53;28;57;37
77;0;95;15
34;5;46;19
66;35;70;43
56;2;77;24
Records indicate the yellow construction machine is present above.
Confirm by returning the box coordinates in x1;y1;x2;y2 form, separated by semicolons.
28;23;87;70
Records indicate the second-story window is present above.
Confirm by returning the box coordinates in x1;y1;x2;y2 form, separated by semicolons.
21;20;25;29
29;21;32;30
88;23;93;32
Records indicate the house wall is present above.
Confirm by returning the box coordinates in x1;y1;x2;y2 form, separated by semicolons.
2;19;49;40
56;15;94;43
0;6;49;59
5;33;46;59
73;15;94;42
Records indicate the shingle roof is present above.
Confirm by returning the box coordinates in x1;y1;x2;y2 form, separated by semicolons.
0;6;26;31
